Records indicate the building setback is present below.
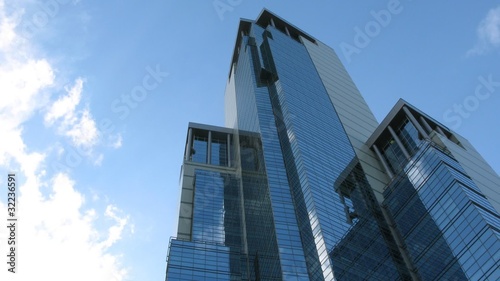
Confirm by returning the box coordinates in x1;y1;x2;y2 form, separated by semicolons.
165;9;500;281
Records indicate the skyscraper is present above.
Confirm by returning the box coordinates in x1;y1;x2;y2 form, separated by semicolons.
165;9;500;281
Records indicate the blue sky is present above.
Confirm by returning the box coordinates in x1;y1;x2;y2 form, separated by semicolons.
0;1;499;280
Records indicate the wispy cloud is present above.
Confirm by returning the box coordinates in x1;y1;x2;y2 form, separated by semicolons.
467;5;500;56
45;78;84;124
110;134;123;149
0;1;130;280
45;79;100;149
101;205;130;249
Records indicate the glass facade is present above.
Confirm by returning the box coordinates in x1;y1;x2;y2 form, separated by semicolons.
211;137;228;166
166;126;285;280
373;109;500;281
232;25;310;280
166;239;233;281
166;9;500;281
384;141;500;280
396;118;421;156
192;135;208;164
330;164;411;281
228;17;407;281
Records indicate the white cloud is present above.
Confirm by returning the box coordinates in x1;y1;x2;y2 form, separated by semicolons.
0;5;54;170
467;6;500;56
101;205;130;249
0;1;130;280
94;153;104;166
111;134;123;149
44;78;83;124
65;108;99;147
0;173;130;280
0;7;16;51
45;78;100;149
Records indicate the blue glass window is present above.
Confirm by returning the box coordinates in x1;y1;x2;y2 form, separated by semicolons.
192;136;208;163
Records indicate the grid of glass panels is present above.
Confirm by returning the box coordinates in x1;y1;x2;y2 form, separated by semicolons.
330;164;410;281
192;135;208;163
232;22;412;280
165;239;233;281
192;169;243;278
193;170;227;243
211;135;228;166
233;24;310;280
263;24;384;280
383;138;408;174
396;118;421;156
384;175;467;280
191;130;230;167
239;134;283;280
384;141;500;280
